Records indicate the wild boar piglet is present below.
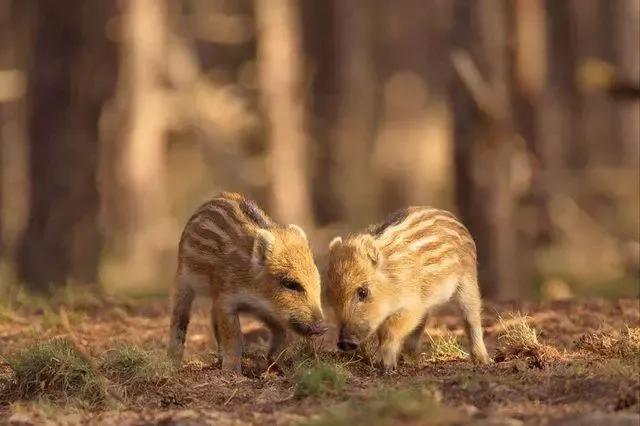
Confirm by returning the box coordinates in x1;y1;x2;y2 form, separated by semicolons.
326;207;490;372
168;192;326;373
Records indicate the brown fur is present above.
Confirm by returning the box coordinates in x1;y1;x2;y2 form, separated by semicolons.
326;207;490;372
168;192;326;373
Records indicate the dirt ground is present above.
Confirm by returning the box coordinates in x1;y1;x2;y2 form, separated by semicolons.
0;298;639;425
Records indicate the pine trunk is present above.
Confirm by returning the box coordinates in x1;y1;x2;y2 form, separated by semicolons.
255;0;313;227
17;1;116;291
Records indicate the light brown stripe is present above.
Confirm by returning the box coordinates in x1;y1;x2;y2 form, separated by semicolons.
182;240;217;261
183;232;218;253
382;212;463;248
377;208;434;240
190;220;228;247
207;206;242;239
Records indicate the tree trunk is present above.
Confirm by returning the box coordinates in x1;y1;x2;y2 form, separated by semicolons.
301;0;343;225
614;0;640;167
512;0;546;152
451;1;522;301
511;0;553;286
0;0;22;257
255;0;313;227
332;0;379;227
570;0;618;166
17;1;116;291
0;0;8;256
0;0;29;261
542;0;579;173
117;0;172;287
372;0;454;217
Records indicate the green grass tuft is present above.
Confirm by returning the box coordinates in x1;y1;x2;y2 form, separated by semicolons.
280;337;324;365
294;360;346;398
495;312;562;368
497;312;539;350
355;335;380;366
7;338;106;407
101;343;174;383
576;326;640;360
426;334;468;361
301;384;461;426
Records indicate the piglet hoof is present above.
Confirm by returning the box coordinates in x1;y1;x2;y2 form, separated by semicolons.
378;363;397;376
471;351;492;366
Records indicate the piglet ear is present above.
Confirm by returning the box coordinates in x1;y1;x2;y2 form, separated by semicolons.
252;229;275;266
361;234;381;266
288;224;308;241
329;236;342;251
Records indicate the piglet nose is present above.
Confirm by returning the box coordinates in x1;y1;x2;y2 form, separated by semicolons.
337;339;358;351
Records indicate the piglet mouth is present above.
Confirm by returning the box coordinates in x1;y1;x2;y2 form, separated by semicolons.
337;339;359;351
337;327;361;351
290;319;329;336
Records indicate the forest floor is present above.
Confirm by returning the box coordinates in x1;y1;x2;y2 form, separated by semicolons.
0;297;638;425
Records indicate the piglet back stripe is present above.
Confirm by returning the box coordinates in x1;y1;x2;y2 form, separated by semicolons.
207;200;245;238
183;233;217;254
178;194;275;271
239;198;273;229
368;208;413;237
372;207;477;266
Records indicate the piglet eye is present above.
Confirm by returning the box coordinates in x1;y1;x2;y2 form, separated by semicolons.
281;278;304;292
357;286;369;301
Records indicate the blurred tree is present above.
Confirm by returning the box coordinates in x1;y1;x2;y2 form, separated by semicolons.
255;0;313;227
511;0;553;276
0;0;20;256
115;0;171;286
17;1;116;291
512;0;546;156
303;0;380;227
0;134;2;256
332;0;379;227
301;0;344;225
0;0;8;256
613;0;640;166
0;0;28;262
374;0;454;213
543;0;579;173
451;1;523;301
571;0;619;166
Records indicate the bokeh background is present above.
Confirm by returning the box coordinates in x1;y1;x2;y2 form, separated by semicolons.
0;0;638;301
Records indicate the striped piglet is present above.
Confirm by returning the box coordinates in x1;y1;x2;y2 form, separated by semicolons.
168;192;326;373
326;207;490;372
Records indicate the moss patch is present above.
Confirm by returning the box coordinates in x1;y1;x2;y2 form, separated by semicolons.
6;338;106;407
301;384;463;426
101;343;174;383
294;360;347;397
